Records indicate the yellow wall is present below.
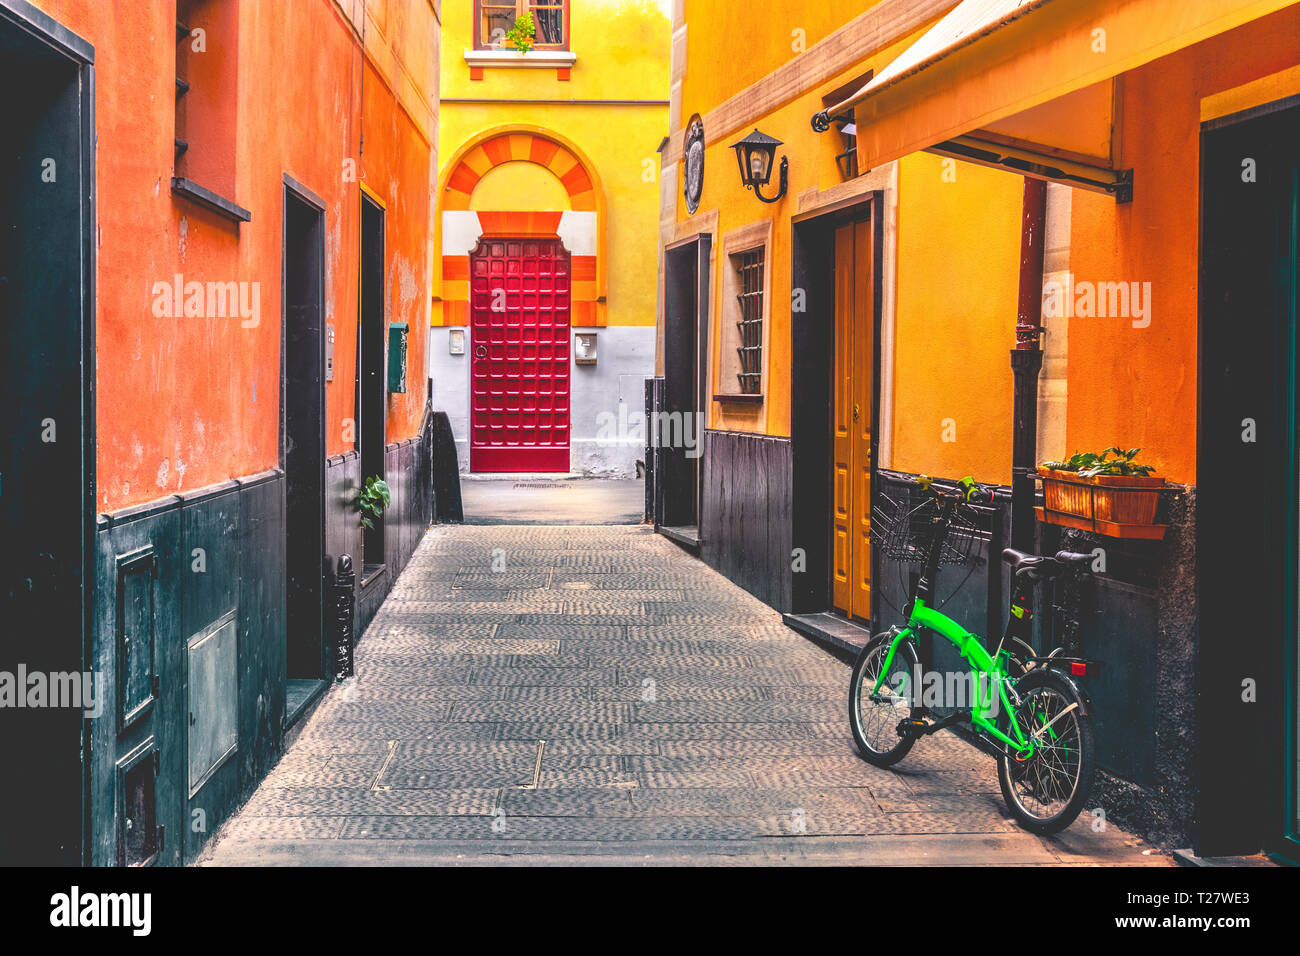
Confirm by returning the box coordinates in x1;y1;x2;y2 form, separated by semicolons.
668;0;937;437
438;0;669;329
442;0;670;101
470;161;572;210
679;1;896;121
890;154;1022;486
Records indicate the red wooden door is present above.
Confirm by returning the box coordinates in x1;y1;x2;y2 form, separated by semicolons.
469;238;571;472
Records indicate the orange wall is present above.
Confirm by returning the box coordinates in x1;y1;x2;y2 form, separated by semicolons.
31;0;433;512
357;56;434;451
1065;6;1300;484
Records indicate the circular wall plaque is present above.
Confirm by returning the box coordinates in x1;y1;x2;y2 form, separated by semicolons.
683;117;704;215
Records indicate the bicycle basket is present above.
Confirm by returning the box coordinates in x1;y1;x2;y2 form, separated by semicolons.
871;483;991;568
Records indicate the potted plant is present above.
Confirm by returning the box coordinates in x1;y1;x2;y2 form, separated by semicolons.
504;12;535;53
1036;447;1167;539
359;475;391;531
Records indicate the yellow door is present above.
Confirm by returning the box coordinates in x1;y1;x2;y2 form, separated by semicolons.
832;217;873;620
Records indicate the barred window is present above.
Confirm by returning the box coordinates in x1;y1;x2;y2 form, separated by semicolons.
734;250;764;394
716;222;771;402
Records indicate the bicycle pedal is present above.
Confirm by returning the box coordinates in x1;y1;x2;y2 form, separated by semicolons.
897;718;929;738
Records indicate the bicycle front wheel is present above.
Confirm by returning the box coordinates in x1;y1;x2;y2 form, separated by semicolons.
848;633;920;767
997;668;1095;834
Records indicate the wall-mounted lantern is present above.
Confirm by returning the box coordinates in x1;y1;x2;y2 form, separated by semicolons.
730;128;788;204
574;331;598;366
448;328;466;355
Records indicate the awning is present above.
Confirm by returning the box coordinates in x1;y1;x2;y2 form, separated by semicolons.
815;0;1295;195
822;0;1053;119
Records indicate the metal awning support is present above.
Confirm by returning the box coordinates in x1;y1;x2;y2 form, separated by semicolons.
926;135;1133;202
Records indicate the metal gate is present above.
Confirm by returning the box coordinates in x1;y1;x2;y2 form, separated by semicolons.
469;238;571;472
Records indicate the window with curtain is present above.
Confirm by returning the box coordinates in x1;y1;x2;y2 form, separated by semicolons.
477;0;569;50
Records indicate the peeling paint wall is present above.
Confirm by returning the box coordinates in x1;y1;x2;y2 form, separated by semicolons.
30;0;438;512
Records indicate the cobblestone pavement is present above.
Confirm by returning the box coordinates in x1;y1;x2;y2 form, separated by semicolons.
461;478;644;525
205;524;1167;865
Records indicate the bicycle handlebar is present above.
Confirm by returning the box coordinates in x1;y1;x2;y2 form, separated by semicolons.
1054;550;1095;567
917;475;993;504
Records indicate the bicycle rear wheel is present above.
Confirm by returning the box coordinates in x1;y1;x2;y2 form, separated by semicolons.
848;634;920;767
997;668;1095;834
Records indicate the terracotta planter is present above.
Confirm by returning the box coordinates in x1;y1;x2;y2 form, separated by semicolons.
1036;467;1167;540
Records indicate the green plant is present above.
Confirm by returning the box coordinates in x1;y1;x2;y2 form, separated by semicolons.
1041;446;1157;478
359;475;391;530
504;11;535;53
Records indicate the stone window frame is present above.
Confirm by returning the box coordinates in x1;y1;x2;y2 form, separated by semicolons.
714;218;773;403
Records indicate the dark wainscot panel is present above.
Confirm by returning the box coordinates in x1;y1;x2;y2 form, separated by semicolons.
699;429;793;612
90;405;436;864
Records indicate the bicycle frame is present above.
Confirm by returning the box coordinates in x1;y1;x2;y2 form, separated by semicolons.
870;495;1036;757
872;602;1033;757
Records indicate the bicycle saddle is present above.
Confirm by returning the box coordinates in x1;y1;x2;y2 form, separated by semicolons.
1001;548;1094;573
1001;548;1046;569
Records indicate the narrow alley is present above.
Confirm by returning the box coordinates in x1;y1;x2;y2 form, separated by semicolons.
205;517;1157;865
7;0;1296;904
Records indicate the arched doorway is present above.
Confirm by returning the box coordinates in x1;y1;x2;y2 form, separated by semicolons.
435;127;606;473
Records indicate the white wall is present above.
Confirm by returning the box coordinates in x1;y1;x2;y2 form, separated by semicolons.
429;325;655;477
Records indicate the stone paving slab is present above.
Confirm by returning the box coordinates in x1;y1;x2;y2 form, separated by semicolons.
204;523;1169;867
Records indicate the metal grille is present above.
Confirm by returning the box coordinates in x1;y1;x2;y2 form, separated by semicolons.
735;249;764;394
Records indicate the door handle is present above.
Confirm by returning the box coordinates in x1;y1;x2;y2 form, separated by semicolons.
474;345;487;359
853;403;860;422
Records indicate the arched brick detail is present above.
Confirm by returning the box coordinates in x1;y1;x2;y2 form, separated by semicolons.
440;128;602;215
434;126;607;328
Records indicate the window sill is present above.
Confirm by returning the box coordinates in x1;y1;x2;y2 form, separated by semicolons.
171;177;251;223
463;48;576;69
713;393;764;404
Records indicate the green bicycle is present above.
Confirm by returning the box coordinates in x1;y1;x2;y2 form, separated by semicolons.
849;476;1099;834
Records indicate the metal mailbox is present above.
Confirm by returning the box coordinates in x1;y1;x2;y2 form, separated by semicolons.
387;322;408;393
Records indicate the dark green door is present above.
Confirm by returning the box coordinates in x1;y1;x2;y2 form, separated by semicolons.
1200;96;1300;860
0;2;95;866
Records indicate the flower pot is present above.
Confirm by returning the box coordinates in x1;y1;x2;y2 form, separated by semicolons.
1036;467;1167;540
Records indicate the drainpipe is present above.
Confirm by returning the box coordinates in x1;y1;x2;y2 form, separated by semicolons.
1010;178;1047;552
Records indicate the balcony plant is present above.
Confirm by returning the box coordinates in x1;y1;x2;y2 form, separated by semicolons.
1036;447;1167;539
